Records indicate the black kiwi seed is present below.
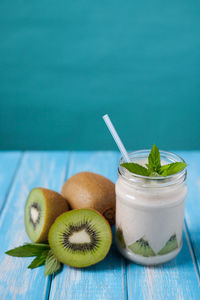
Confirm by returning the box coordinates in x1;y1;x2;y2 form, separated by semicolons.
169;234;176;242
62;221;100;252
29;202;41;230
137;238;150;247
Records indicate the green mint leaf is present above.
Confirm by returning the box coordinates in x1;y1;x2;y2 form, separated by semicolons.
45;250;62;276
148;144;161;173
5;243;50;257
160;162;187;177
159;164;171;176
28;250;49;269
121;163;150;176
120;145;187;178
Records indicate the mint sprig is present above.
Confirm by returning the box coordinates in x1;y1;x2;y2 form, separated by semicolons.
5;243;62;276
28;250;49;269
146;144;161;174
121;144;187;177
120;163;150;176
5;243;50;257
160;162;187;177
45;250;62;276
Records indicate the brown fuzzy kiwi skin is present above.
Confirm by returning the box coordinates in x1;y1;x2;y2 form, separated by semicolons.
61;172;116;226
33;188;69;243
48;208;113;268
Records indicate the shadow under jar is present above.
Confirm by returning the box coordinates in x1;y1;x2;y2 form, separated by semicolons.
115;150;187;265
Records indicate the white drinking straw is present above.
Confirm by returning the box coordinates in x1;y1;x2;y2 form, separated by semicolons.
102;114;130;162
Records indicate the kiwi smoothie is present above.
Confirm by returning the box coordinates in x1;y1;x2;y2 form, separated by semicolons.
115;149;187;265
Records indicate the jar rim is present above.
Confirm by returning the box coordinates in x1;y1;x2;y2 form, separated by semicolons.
118;149;187;187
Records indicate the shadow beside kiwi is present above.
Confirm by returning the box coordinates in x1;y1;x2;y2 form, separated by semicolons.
71;245;124;273
52;264;64;277
64;227;124;273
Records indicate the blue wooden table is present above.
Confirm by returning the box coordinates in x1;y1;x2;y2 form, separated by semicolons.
0;151;200;300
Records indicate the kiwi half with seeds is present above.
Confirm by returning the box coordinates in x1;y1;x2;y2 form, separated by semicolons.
128;237;156;257
24;188;69;243
48;209;112;268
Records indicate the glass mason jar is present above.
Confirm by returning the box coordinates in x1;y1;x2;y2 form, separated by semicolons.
115;150;187;265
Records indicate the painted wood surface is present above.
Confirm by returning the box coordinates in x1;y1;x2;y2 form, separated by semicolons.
0;151;200;300
0;152;21;211
179;152;200;278
0;152;69;300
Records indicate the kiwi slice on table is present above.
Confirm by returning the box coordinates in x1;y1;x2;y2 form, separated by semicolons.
158;234;178;255
48;209;112;268
24;188;69;243
128;238;156;257
116;227;126;248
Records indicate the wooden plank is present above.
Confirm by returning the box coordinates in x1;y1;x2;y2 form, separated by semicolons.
0;152;22;211
127;151;200;300
0;151;69;300
49;151;128;300
127;229;200;300
179;151;200;275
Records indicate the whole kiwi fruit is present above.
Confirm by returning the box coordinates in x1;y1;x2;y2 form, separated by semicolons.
61;172;116;225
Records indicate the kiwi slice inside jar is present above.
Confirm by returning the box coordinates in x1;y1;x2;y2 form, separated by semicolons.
48;209;112;268
158;234;178;255
24;188;69;243
128;238;156;257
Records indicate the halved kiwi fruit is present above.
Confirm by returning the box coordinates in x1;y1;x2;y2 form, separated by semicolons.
24;188;69;243
128;237;156;257
48;209;112;268
61;172;116;225
158;234;178;255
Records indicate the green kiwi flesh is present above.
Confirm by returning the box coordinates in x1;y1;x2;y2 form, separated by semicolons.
25;189;46;242
48;209;112;268
158;234;178;255
128;238;156;257
116;227;126;248
24;188;69;242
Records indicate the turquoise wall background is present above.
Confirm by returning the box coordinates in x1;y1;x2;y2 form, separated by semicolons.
0;0;200;150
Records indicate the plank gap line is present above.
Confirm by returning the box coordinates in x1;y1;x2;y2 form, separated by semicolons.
43;275;52;300
184;221;200;284
128;264;133;300
123;258;128;300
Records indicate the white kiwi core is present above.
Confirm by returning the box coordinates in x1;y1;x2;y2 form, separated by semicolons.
30;206;40;223
68;229;91;244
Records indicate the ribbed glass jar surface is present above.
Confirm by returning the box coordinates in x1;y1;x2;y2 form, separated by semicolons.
115;150;187;265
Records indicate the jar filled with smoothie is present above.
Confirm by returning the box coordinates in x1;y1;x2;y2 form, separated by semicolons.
102;114;187;265
115;149;187;265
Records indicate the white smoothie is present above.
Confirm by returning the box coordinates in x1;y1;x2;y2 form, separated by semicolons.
115;152;187;265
